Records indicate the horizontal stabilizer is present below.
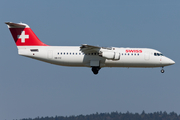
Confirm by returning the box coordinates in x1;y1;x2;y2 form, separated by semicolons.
5;22;29;28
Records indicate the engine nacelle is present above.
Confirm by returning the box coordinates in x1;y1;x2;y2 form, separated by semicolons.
99;52;120;60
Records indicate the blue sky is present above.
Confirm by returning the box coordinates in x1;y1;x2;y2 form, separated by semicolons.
0;1;179;120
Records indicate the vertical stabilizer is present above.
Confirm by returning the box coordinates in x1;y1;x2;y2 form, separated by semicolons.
5;22;48;46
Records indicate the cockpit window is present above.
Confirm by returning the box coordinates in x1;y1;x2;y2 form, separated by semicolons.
154;52;163;56
160;53;163;56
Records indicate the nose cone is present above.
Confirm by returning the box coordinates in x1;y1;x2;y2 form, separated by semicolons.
163;57;175;66
169;59;175;65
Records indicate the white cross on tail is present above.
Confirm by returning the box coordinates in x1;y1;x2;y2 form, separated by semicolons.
17;31;29;43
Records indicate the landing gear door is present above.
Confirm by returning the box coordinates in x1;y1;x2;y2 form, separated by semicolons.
90;60;100;67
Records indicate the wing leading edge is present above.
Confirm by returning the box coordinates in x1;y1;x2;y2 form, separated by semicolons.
80;44;101;53
80;44;112;53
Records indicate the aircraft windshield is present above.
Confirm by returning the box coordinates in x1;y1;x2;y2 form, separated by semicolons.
154;53;163;56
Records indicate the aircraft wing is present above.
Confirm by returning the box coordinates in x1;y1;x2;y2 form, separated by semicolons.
80;44;101;53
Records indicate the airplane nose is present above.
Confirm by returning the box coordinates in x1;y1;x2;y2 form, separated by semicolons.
163;57;175;66
169;59;175;65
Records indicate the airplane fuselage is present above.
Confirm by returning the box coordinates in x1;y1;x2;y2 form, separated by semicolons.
17;46;173;68
6;22;175;74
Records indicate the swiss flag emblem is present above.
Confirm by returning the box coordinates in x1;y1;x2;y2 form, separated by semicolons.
17;31;29;43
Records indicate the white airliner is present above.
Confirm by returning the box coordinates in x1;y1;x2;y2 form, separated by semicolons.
6;22;175;74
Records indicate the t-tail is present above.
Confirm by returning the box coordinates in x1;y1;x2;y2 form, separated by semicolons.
5;22;48;47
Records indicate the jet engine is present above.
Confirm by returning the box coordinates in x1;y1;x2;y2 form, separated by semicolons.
99;52;120;60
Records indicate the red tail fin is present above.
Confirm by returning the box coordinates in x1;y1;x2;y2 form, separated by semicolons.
6;22;48;46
